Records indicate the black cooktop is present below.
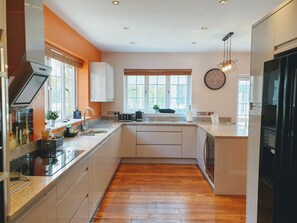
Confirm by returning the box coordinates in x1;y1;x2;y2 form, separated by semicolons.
10;148;84;176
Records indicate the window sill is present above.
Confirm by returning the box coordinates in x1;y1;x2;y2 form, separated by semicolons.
45;117;91;131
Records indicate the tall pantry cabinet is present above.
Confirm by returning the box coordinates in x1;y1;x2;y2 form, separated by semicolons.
247;0;297;222
246;14;276;223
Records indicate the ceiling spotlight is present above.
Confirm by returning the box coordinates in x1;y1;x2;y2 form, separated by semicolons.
130;42;135;45
112;0;120;6
201;27;208;30
123;27;129;30
219;0;228;4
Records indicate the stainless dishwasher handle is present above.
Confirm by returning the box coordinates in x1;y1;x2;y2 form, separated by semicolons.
203;138;207;166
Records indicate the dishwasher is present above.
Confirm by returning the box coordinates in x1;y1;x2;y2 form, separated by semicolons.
204;134;215;183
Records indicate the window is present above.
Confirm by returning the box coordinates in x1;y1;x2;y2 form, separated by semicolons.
45;57;76;120
125;75;191;113
237;76;250;126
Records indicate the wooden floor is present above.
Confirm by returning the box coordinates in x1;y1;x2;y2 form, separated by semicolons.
92;164;246;223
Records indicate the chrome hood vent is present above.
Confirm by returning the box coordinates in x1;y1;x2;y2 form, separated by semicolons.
6;0;51;110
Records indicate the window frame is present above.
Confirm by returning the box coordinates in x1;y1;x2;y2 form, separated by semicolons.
45;57;77;121
237;75;250;126
124;75;191;114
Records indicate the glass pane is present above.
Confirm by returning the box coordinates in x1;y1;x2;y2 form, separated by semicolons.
128;85;137;97
137;76;145;84
179;76;187;84
137;85;144;97
178;85;187;97
158;85;166;98
158;76;166;84
170;85;177;98
149;85;157;98
128;76;136;85
149;76;157;85
171;76;178;84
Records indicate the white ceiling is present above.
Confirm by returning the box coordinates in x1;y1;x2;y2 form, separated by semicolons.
44;0;284;53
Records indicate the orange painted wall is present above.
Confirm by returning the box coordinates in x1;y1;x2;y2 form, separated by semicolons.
32;6;102;140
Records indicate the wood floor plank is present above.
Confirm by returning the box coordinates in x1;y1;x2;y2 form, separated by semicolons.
92;164;246;223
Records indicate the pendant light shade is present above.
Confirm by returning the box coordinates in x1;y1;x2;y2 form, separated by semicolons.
218;32;238;74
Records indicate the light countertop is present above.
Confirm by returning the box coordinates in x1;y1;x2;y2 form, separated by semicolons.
9;122;122;221
197;123;248;138
8;120;248;221
0;172;9;182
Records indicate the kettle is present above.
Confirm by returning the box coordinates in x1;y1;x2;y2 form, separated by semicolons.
135;110;144;122
73;108;81;119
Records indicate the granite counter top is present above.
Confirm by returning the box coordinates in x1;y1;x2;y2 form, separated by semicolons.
122;120;197;126
8;122;122;221
8;120;247;220
0;172;9;182
122;120;248;138
197;123;248;138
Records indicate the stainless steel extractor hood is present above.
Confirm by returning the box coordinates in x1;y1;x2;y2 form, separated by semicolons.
6;0;51;110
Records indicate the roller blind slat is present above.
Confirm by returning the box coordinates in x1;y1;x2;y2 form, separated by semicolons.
45;43;83;68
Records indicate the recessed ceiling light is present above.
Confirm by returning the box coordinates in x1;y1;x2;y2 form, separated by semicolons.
192;42;197;45
112;0;120;6
201;27;208;30
123;27;129;30
219;0;228;4
130;42;135;44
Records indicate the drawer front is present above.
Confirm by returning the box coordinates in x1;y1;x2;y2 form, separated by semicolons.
137;132;181;145
57;160;88;202
137;145;182;158
137;125;181;132
57;170;88;223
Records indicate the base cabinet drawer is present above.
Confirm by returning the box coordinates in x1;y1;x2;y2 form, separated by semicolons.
71;195;89;223
137;145;182;157
137;132;181;145
57;166;89;223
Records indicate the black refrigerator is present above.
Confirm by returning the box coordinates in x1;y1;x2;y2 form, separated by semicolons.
258;51;297;223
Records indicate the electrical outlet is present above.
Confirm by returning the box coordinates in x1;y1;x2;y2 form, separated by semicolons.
107;111;120;116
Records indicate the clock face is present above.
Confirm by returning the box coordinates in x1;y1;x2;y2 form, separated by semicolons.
204;68;226;90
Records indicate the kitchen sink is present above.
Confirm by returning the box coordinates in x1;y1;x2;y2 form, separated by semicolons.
80;130;108;136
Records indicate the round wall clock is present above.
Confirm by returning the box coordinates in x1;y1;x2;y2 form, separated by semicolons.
204;68;226;90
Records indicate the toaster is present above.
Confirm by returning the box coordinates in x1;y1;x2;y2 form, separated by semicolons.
118;113;132;122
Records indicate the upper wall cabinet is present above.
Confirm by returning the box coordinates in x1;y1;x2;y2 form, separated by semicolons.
250;14;276;107
90;62;115;102
275;0;297;49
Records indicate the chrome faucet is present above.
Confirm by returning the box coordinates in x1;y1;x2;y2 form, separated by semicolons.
81;107;95;132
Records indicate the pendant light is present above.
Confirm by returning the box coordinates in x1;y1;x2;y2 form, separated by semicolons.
218;32;237;74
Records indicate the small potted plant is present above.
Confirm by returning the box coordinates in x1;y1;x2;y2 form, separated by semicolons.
46;110;59;127
153;104;160;113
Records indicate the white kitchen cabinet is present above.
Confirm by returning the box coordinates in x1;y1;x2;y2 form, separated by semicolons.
214;137;247;195
122;125;136;157
136;125;182;158
137;132;181;145
250;14;276;107
56;160;89;223
88;141;107;218
247;13;276;223
88;128;121;218
196;127;206;172
275;0;297;49
17;187;56;223
90;62;115;102
110;127;122;171
137;145;181;157
72;195;89;223
181;126;196;158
